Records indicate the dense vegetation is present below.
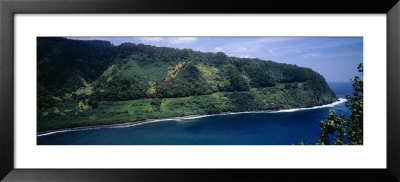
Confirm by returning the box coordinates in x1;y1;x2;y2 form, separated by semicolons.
37;37;337;132
316;64;363;145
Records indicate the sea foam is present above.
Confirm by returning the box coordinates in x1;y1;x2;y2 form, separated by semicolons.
37;98;347;137
273;98;347;113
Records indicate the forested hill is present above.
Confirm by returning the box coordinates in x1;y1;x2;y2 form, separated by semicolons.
37;37;337;132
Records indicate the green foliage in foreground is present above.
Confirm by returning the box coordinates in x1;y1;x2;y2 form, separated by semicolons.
316;64;363;145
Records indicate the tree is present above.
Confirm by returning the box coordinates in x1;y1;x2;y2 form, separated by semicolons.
228;68;250;91
316;63;363;145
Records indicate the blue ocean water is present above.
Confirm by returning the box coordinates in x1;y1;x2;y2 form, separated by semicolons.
37;82;353;145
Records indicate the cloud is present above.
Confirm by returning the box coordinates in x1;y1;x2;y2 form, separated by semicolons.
214;47;224;52
268;49;274;53
302;51;361;59
324;51;362;58
136;37;198;45
168;37;197;44
303;53;322;58
237;47;248;52
239;55;254;58
229;47;251;53
274;38;362;54
138;37;164;42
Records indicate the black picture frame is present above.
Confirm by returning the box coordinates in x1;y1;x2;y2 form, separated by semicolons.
1;0;399;181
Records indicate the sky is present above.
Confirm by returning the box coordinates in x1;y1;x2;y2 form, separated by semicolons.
68;37;363;82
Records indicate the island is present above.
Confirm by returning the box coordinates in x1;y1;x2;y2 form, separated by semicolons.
37;37;337;132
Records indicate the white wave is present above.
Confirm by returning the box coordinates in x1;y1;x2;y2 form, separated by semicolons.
272;98;347;113
111;118;176;129
37;127;104;137
181;115;212;120
37;129;74;137
37;98;347;137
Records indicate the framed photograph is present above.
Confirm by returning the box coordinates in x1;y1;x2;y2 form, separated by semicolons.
1;0;399;181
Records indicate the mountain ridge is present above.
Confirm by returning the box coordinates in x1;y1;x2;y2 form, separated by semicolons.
37;37;337;132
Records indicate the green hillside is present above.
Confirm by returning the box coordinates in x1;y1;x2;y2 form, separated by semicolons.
37;37;337;132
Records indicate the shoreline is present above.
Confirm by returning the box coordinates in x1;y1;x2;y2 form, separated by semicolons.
37;98;347;137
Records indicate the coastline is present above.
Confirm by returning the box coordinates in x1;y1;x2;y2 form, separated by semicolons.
37;98;347;137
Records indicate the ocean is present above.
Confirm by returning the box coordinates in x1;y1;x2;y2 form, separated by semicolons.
37;82;353;145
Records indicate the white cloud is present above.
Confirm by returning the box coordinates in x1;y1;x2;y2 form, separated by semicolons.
229;47;251;53
303;53;322;58
214;47;224;52
137;37;164;42
268;49;274;53
237;47;248;52
168;37;197;44
214;38;299;53
324;51;362;58
137;37;198;45
239;55;254;58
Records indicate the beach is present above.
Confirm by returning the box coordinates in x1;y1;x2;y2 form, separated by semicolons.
37;98;347;137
